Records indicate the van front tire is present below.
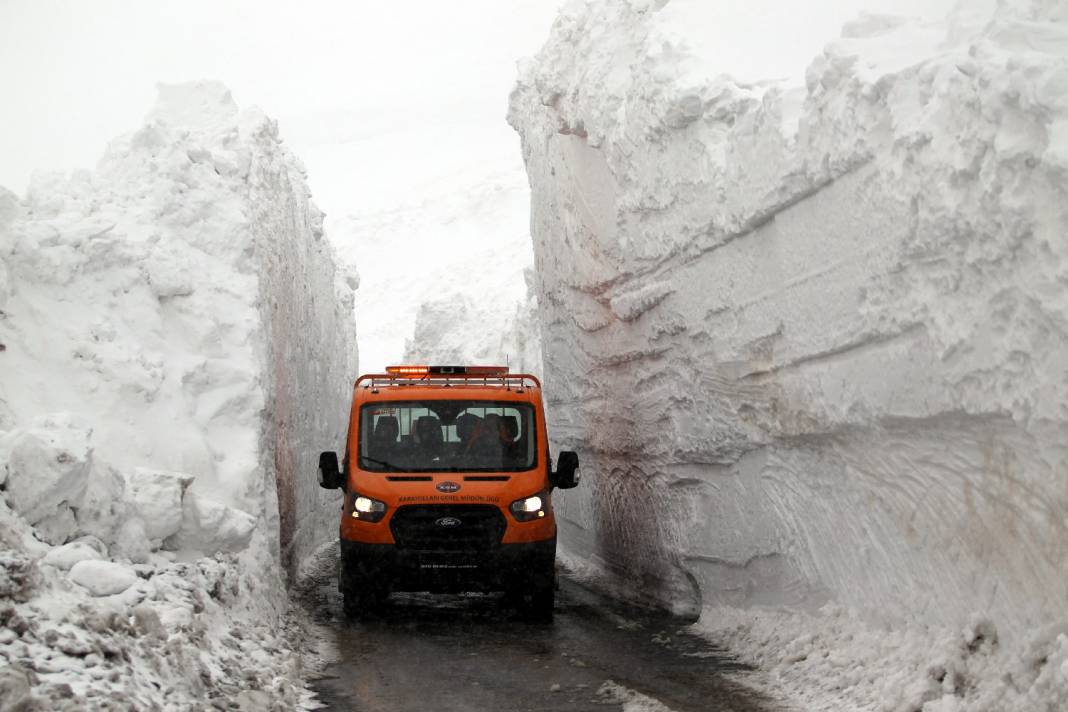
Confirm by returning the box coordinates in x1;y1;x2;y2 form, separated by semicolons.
342;586;362;618
514;560;555;623
341;579;388;619
339;545;387;619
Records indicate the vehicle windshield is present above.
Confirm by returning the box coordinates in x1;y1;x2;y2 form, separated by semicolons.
358;400;537;472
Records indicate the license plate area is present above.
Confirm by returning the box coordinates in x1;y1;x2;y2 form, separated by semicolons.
415;553;481;571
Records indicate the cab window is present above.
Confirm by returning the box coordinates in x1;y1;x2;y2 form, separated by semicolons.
358;400;536;472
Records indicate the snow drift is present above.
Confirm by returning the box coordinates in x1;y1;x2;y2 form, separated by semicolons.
510;0;1066;706
0;81;355;706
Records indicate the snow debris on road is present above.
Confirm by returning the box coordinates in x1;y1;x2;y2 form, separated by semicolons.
511;0;1068;709
698;604;1068;712
0;501;312;710
597;680;679;712
0;80;355;708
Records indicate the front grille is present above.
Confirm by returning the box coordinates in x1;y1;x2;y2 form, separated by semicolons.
390;505;505;552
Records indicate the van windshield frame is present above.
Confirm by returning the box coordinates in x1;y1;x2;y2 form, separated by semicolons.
357;400;538;473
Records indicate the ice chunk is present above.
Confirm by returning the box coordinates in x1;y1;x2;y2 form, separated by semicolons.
70;534;108;555
123;467;194;543
74;462;126;544
68;559;138;597
111;517;151;564
0;414;92;544
0;550;39;602
147;80;239;133
131;602;165;638
40;541;104;571
165;492;256;555
0;666;33;710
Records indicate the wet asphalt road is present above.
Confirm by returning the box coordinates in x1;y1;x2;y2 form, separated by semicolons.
299;553;779;712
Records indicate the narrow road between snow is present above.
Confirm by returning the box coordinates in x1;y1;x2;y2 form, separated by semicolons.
299;550;778;712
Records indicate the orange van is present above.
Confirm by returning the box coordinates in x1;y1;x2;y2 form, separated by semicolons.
318;365;580;620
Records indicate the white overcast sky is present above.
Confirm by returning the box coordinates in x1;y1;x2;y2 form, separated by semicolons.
0;0;565;206
1;0;956;224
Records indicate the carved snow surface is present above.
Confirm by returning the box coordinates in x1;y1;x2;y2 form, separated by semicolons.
608;281;674;323
0;81;353;707
512;0;1068;708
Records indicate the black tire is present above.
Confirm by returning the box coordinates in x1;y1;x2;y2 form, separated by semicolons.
341;579;388;619
342;585;364;619
519;561;556;623
528;582;555;622
339;548;387;619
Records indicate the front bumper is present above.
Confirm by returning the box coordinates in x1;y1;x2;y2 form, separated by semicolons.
339;538;556;593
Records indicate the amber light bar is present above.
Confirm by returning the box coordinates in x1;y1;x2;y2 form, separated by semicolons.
385;365;429;376
384;365;509;376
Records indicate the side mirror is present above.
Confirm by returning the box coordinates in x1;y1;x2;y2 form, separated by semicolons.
552;451;580;489
318;452;343;490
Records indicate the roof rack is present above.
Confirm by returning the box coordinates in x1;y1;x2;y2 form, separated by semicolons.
355;365;540;392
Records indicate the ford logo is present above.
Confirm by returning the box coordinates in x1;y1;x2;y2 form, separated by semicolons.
435;517;462;528
436;481;461;493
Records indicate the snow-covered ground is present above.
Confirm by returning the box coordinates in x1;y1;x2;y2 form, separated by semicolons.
510;0;1068;709
0;82;355;707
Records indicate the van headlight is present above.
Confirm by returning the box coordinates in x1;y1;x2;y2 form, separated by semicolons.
510;493;546;522
350;493;387;522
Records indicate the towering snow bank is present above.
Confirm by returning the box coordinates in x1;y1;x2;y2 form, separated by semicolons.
0;81;356;571
511;0;1067;650
0;82;355;706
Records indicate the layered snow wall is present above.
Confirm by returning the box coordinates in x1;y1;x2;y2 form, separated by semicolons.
0;81;355;573
0;82;355;706
510;0;1068;647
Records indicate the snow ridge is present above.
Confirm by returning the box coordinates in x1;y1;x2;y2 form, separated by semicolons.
511;1;1067;708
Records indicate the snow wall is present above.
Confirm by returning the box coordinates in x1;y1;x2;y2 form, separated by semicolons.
0;81;357;578
509;0;1068;639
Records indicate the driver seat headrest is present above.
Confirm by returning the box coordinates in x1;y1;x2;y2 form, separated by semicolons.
374;416;399;441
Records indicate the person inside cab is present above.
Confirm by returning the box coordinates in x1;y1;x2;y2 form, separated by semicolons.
370;415;399;461
464;412;515;463
414;415;444;462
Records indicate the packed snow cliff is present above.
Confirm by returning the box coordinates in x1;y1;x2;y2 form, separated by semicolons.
0;81;356;708
511;0;1067;709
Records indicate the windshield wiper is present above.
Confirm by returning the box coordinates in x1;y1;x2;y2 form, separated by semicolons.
359;455;402;471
